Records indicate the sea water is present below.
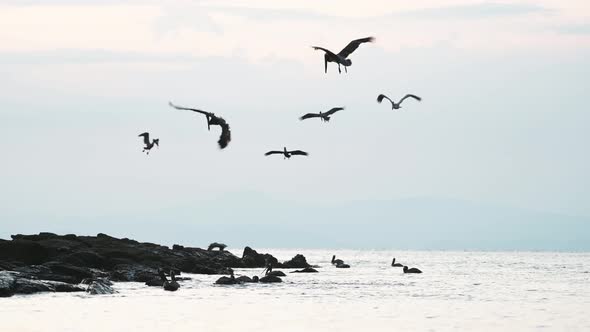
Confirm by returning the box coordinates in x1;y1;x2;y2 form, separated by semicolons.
1;250;589;331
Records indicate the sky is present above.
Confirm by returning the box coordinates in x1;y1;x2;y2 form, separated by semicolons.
0;0;589;250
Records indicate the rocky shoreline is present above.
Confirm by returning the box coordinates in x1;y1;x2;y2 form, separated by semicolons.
0;232;312;297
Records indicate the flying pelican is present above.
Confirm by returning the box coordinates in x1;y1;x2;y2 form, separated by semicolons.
138;132;159;155
300;107;344;122
312;37;375;74
168;101;231;149
377;94;422;109
403;266;422;274
264;147;308;159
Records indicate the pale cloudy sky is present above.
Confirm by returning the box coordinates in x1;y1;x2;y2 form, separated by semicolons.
0;1;589;248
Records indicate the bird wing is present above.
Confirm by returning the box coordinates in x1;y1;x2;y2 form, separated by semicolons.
377;94;394;106
289;150;308;156
138;132;150;145
399;94;422;104
324;107;344;116
338;37;375;58
168;101;211;116
311;46;338;58
264;151;283;156
300;113;320;120
217;120;231;149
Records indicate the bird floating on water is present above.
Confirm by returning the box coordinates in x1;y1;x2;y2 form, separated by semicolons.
377;94;421;110
158;269;180;291
138;132;159;155
168;101;231;149
403;266;422;274
264;147;308;159
391;258;403;267
300;107;344;122
312;37;375;74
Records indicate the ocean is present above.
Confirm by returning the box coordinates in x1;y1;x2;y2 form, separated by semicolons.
2;249;589;331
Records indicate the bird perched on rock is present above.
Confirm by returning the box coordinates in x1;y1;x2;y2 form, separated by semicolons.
377;94;421;110
138;132;159;155
300;107;344;122
168;101;231;149
265;147;308;159
312;37;375;73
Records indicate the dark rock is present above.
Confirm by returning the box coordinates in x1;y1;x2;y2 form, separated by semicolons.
145;277;164;287
266;271;286;277
0;271;85;297
110;264;157;282
47;281;85;293
87;278;116;295
259;275;282;283
215;276;238;285
42;261;94;283
0;271;17;297
0;240;49;265
241;247;279;268
207;242;227;251
281;254;310;268
291;267;319;273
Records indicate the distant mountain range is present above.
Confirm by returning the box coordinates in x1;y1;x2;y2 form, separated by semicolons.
3;196;589;251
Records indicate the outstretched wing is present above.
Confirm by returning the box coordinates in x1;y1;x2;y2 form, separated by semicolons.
338;37;375;58
138;132;150;145
168;101;211;117
289;150;308;156
324;107;344;116
300;113;320;120
399;94;422;104
265;151;283;156
377;94;393;106
311;46;338;58
217;119;231;149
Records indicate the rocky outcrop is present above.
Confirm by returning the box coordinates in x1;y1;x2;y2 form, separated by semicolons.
0;233;313;296
241;247;279;268
0;271;85;297
281;254;310;268
207;242;227;251
240;247;311;269
85;278;116;295
0;233;242;287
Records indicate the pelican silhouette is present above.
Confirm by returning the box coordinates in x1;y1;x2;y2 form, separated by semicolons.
312;37;375;74
331;255;344;266
403;266;422;274
265;147;308;159
391;258;403;267
168;101;231;149
377;94;421;109
300;107;344;122
138;132;159;155
158;269;180;291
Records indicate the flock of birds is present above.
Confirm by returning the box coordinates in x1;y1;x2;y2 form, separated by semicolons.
158;254;422;291
137;36;421;156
